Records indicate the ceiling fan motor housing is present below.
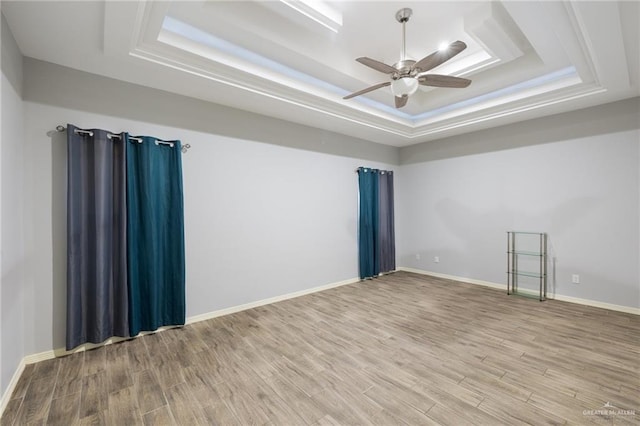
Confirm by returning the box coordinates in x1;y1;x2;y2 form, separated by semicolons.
392;59;418;80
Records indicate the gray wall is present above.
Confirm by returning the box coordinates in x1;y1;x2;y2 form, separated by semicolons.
397;98;640;308
1;11;25;398
21;61;395;356
24;58;399;166
400;97;640;164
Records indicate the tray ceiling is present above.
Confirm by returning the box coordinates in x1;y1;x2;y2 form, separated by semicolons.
2;1;638;146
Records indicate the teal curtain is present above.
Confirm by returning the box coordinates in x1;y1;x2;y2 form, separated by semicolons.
358;166;395;279
358;167;379;279
127;136;185;335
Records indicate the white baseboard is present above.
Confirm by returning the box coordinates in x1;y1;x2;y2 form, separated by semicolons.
1;275;361;418
398;267;640;315
186;277;359;324
551;293;640;315
0;358;25;417
399;267;505;290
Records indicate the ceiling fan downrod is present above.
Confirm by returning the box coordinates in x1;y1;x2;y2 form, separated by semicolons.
395;8;412;61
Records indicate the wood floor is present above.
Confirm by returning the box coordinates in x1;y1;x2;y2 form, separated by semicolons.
2;271;639;425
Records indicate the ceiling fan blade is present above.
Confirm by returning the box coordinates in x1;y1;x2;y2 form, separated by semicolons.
343;81;391;100
412;40;467;73
395;95;408;108
419;74;471;88
356;57;397;74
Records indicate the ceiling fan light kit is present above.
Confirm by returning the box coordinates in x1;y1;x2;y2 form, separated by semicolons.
391;77;419;97
344;7;472;108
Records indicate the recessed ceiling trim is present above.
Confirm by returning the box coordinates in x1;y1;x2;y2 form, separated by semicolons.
411;84;607;138
564;1;629;90
540;1;597;88
464;2;524;63
500;2;567;69
156;16;527;124
278;0;342;33
129;46;416;139
131;9;610;142
159;16;417;121
414;66;580;123
150;30;415;128
129;0;167;52
109;0;632;146
426;50;498;78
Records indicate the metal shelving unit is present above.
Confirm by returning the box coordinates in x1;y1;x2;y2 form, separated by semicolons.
507;231;547;301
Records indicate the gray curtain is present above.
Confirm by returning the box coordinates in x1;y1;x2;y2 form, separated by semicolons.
377;170;396;273
66;124;129;350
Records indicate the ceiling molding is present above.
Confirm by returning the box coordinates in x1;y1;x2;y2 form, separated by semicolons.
565;1;630;90
269;1;343;34
463;2;524;63
3;0;636;147
122;0;621;146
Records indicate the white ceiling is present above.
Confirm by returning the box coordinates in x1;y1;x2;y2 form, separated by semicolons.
2;1;638;147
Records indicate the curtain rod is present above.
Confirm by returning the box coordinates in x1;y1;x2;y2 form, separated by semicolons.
55;125;191;154
354;168;393;174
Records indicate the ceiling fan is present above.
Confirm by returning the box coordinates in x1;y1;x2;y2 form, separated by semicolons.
344;8;472;108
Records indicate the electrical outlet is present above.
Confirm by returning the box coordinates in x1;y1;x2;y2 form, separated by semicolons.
415;253;421;260
434;256;440;263
572;274;580;284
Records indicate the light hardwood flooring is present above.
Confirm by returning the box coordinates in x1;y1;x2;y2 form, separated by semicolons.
1;271;639;425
